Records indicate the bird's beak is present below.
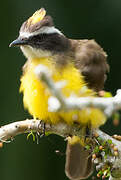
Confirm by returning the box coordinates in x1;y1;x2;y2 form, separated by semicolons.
9;38;28;47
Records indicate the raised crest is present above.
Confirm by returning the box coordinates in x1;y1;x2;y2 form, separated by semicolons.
28;8;46;25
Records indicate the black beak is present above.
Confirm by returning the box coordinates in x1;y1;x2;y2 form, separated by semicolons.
9;38;28;47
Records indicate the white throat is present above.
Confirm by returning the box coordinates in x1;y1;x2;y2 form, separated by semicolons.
20;45;52;59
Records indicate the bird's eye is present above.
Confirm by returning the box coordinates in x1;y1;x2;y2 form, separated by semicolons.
21;37;28;41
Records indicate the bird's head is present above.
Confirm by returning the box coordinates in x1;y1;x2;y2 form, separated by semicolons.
10;8;69;59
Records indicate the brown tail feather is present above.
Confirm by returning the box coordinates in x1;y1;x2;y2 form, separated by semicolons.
65;141;93;180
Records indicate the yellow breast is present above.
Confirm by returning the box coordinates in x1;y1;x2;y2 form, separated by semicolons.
20;57;106;128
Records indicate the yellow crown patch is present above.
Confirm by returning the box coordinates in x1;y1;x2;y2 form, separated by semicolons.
28;8;46;25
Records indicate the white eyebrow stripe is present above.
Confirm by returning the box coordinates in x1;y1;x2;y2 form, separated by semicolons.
20;26;63;38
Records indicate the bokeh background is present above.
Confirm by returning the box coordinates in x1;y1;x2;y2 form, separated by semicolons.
0;0;121;179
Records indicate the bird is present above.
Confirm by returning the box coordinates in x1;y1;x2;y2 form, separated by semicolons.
10;8;109;180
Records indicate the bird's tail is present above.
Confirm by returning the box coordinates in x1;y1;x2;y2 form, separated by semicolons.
65;136;93;180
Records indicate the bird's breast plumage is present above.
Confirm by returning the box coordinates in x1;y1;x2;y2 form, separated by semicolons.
20;57;106;127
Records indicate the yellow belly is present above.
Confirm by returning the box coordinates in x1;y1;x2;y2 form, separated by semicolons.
20;57;106;128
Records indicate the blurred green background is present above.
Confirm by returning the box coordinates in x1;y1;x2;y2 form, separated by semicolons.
0;0;121;179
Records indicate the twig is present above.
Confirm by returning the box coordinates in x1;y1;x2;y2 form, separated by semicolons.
97;129;121;152
34;64;121;117
95;129;121;179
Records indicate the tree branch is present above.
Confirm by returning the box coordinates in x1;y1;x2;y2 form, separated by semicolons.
0;119;121;150
0;119;121;179
0;120;87;141
35;65;121;117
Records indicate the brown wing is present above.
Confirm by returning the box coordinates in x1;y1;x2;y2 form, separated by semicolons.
70;39;109;91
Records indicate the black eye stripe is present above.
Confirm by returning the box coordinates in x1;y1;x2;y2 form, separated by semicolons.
25;33;70;53
28;33;56;42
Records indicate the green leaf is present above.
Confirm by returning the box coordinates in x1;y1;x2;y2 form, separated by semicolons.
98;170;103;175
97;136;103;142
102;140;107;146
107;139;112;145
104;154;107;159
85;145;90;150
106;172;111;177
94;146;100;153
